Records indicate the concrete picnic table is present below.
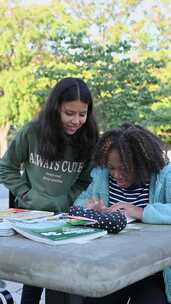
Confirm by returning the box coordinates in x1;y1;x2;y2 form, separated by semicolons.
0;223;171;299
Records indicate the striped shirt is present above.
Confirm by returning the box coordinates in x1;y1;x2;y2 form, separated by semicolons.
109;175;149;209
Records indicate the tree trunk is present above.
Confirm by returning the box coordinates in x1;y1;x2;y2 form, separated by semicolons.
0;123;10;158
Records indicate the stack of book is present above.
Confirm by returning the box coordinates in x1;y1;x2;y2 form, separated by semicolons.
0;221;15;236
0;208;54;237
0;208;53;221
0;209;107;244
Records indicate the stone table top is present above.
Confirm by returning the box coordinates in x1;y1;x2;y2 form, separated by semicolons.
0;223;171;297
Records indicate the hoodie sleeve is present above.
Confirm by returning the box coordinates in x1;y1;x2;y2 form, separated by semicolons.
74;168;102;208
0;126;31;200
142;170;171;224
67;160;93;207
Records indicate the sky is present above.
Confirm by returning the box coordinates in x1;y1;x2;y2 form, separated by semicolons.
21;0;161;9
21;0;50;4
21;0;168;18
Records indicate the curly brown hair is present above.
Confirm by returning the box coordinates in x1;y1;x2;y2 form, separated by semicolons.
93;122;169;184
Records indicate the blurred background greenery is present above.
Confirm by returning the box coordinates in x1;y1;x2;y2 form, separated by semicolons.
0;0;171;156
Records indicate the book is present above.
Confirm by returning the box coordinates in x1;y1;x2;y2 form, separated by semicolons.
7;213;98;224
0;209;54;237
0;221;15;236
9;215;107;245
0;208;54;221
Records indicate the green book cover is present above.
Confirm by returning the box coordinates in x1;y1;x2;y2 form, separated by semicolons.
9;216;107;245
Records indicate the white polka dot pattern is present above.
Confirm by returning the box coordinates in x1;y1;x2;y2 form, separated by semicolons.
69;206;127;233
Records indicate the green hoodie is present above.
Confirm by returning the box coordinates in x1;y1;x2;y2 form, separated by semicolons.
0;123;92;212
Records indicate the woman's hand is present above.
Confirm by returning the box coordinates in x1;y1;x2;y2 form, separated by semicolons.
86;198;108;212
107;203;143;220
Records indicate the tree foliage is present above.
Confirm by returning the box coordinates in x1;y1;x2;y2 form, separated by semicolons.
0;0;171;144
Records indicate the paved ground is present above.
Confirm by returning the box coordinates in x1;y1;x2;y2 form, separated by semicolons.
0;184;45;303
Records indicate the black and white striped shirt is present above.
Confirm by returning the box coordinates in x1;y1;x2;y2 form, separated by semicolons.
109;175;149;209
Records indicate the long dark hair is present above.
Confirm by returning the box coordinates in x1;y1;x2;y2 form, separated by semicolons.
93;122;168;183
36;77;99;161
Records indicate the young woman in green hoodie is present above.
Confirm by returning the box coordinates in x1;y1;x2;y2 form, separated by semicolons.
0;77;99;304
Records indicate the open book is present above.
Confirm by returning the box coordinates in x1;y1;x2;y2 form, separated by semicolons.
8;215;107;245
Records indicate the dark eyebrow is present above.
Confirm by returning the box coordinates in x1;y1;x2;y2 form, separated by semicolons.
65;110;87;114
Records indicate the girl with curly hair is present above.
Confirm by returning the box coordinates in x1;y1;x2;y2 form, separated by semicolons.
75;122;171;304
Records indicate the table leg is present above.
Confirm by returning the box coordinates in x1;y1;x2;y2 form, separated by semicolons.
45;289;84;304
0;280;14;304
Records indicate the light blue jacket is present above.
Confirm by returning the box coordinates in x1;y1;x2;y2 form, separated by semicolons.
74;164;171;302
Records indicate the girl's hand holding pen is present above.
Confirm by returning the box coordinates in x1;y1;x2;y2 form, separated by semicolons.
107;202;143;220
86;199;143;219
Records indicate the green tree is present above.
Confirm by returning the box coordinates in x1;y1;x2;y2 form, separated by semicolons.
0;0;171;156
